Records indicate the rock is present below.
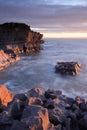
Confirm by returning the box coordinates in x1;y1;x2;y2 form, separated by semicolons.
55;61;81;75
21;105;50;130
26;87;44;99
11;120;28;130
14;93;27;102
55;124;62;130
0;50;20;70
48;109;61;125
79;103;87;111
75;96;85;105
48;107;66;126
65;118;71;130
45;99;55;109
45;89;57;99
0;85;14;106
8;99;25;120
55;90;62;96
28;97;43;106
79;118;87;130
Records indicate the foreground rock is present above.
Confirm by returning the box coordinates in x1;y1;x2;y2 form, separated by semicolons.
0;86;87;130
55;61;81;75
0;50;20;70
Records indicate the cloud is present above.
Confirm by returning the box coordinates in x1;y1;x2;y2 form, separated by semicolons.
0;0;87;33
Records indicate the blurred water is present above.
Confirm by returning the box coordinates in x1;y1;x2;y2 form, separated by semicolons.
0;38;87;98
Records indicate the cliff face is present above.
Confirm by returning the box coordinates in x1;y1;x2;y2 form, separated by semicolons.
0;50;20;70
0;22;44;54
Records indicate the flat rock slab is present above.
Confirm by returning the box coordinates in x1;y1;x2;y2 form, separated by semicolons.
55;61;81;75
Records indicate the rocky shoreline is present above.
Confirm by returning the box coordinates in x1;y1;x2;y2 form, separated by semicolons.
0;50;20;70
0;22;44;70
0;85;87;130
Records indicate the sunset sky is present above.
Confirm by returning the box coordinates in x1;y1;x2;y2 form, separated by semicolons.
0;0;87;38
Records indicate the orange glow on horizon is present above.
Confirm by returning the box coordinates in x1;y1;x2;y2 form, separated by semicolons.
44;32;87;38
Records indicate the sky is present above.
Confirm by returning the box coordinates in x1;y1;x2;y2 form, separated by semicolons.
0;0;87;38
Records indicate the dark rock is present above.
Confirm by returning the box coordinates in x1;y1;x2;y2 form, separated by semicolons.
55;124;62;130
45;99;55;109
11;120;28;130
8;99;25;120
79;103;87;111
56;90;62;96
14;93;27;102
21;105;50;130
65;118;71;130
48;109;61;125
55;61;81;75
79;118;87;130
45;89;57;99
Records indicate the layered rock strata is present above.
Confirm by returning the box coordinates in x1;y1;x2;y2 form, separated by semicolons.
0;22;44;54
0;50;20;70
0;86;86;130
0;22;44;69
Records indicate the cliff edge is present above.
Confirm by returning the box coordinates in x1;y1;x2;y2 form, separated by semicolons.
0;22;44;54
0;22;44;70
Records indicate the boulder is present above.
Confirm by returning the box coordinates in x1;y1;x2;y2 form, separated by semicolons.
8;99;25;120
11;121;28;130
45;89;57;99
26;87;44;99
0;85;14;106
55;61;81;75
21;105;50;130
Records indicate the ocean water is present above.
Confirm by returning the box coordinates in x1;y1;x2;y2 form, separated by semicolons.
0;38;87;99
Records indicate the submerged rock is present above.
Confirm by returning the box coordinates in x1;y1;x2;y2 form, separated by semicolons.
55;61;81;75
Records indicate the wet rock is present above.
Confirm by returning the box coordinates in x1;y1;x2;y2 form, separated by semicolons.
0;85;14;106
55;61;81;75
21;105;50;130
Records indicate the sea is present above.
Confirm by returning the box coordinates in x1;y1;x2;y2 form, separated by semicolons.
0;38;87;99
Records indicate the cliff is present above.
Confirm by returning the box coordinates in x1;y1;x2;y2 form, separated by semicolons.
0;22;44;54
0;22;44;69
